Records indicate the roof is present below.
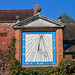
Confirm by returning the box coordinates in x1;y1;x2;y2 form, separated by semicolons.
63;23;75;40
0;9;34;23
63;23;75;53
64;45;75;53
12;13;65;28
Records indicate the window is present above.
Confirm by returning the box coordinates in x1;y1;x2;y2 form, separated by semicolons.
0;33;7;37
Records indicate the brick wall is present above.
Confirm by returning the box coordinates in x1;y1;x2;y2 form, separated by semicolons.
15;30;22;62
56;29;63;64
65;54;72;58
0;23;15;52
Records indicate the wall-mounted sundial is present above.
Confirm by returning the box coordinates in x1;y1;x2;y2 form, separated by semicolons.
22;32;56;65
12;12;64;66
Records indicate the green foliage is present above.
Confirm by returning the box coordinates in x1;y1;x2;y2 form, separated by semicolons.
9;37;16;59
5;57;75;75
58;58;75;74
60;11;75;23
5;58;22;75
0;37;16;67
11;37;16;48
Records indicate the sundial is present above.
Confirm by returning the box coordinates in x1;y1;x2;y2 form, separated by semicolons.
22;32;56;65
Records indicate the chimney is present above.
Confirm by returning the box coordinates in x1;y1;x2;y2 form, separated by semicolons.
34;5;40;15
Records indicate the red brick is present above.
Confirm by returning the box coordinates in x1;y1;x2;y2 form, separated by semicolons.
65;54;72;58
0;23;15;51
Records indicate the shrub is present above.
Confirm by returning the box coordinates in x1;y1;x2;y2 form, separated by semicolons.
5;58;22;75
5;37;75;75
58;58;75;74
5;58;75;75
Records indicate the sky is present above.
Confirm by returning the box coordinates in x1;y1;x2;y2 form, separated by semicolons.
0;0;75;21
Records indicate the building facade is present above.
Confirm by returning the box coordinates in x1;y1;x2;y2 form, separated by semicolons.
0;5;65;67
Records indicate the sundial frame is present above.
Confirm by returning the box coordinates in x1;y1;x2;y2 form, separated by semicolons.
22;32;56;65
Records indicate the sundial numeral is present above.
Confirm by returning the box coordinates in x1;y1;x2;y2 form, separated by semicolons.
30;63;32;64
40;63;43;64
22;46;25;48
53;47;55;49
26;63;28;64
22;53;25;55
53;39;55;41
53;62;54;64
37;63;39;64
47;63;48;64
23;39;25;40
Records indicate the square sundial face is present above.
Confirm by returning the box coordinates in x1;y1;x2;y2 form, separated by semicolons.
22;32;56;65
25;34;53;62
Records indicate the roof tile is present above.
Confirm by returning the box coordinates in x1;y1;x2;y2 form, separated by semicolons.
0;9;34;23
63;23;75;40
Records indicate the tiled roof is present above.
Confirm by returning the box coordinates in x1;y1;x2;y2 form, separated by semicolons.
63;23;75;53
64;45;75;53
63;23;75;40
0;9;34;23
